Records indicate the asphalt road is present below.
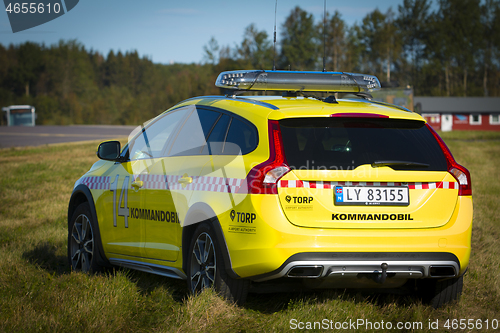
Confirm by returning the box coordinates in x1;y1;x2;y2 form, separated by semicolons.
0;125;138;148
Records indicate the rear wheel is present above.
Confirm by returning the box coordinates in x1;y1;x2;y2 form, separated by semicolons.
418;275;463;308
187;222;249;305
68;202;105;273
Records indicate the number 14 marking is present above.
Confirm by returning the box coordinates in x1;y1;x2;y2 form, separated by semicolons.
110;175;130;228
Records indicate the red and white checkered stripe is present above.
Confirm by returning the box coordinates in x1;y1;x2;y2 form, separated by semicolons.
128;174;245;193
80;176;110;190
80;176;458;192
138;174;168;190
410;182;458;190
278;180;458;190
167;175;244;193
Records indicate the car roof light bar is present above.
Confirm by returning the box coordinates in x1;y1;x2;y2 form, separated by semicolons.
215;70;381;93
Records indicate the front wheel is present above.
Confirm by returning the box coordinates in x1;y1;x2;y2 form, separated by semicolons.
186;223;249;305
68;202;105;273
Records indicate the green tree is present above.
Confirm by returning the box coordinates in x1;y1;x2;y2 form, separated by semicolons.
319;10;347;71
5;42;45;97
358;8;402;83
203;37;220;65
480;0;500;96
343;25;366;73
236;24;273;69
492;2;500;96
428;0;483;96
103;50;119;87
279;6;318;70
396;0;431;93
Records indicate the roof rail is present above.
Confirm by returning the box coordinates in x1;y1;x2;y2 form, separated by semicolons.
176;95;280;110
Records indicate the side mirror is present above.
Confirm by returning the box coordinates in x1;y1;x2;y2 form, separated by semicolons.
97;141;122;161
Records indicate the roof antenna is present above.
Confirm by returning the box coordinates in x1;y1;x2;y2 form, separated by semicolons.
322;0;327;72
272;0;278;71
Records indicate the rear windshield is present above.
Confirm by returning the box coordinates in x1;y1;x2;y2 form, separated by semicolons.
279;117;448;171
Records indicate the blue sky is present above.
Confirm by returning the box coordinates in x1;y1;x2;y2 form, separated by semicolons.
1;0;407;64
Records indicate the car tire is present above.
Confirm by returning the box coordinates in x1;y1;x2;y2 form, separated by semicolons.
68;202;105;273
187;222;249;305
418;275;464;308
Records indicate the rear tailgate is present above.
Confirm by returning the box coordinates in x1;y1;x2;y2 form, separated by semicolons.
278;168;458;229
277;116;458;229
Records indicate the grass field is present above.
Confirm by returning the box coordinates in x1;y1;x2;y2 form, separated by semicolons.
1;131;499;332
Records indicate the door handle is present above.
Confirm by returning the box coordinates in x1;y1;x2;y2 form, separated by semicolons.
131;180;144;189
178;177;193;184
178;174;193;188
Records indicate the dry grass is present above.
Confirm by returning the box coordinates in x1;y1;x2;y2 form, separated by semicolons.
174;289;251;332
443;133;500;319
0;132;499;332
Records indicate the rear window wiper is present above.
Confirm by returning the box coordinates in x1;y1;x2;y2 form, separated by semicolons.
371;160;430;168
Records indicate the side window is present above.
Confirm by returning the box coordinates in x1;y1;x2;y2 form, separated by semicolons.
202;114;230;155
169;108;220;156
128;107;190;160
223;117;258;155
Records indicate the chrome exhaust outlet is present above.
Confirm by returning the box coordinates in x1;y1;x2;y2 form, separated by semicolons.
287;265;323;278
429;265;456;277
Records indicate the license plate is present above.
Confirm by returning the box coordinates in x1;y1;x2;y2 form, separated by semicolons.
334;186;409;206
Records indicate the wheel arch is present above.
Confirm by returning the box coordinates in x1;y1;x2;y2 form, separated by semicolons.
68;185;92;224
182;202;239;279
68;184;111;267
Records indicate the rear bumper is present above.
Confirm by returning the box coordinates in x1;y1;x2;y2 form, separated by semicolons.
221;195;472;279
252;252;460;282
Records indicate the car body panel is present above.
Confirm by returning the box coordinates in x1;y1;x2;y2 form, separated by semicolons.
78;162;147;258
221;194;472;278
70;92;472;290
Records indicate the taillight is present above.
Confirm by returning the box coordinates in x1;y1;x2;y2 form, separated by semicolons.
426;124;472;196
242;120;290;194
